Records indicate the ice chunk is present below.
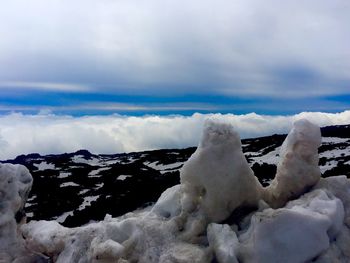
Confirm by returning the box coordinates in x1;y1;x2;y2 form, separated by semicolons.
264;119;321;207
238;189;344;263
180;119;262;222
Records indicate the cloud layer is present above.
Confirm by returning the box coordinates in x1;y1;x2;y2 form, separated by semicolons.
0;0;349;98
1;111;350;160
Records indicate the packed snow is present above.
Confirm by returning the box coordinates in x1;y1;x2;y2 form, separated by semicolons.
1;119;350;262
180;120;262;222
264;119;322;208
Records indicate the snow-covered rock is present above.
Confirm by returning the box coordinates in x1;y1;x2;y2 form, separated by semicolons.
2;118;350;262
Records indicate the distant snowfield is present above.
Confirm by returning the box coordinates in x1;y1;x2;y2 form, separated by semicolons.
33;161;56;171
1;111;350;160
144;161;184;174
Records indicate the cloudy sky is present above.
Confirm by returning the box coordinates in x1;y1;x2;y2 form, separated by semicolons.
0;1;350;158
0;0;349;115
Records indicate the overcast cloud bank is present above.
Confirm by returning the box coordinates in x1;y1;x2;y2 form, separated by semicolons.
1;0;349;99
0;111;349;160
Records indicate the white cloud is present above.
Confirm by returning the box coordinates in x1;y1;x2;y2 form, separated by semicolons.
0;0;349;97
0;81;91;92
0;102;219;113
1;111;350;160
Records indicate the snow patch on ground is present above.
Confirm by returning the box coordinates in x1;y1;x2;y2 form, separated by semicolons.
71;155;100;166
144;161;184;174
33;161;56;171
57;172;70;178
95;183;104;189
78;189;89;195
248;146;281;165
319;147;350;159
60;182;79;187
116;174;132;181
322;137;349;143
88;167;110;177
320;160;339;173
55;211;74;224
78;196;99;211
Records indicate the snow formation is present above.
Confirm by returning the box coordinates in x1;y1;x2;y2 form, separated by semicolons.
0;163;48;262
1;118;350;262
264;119;322;208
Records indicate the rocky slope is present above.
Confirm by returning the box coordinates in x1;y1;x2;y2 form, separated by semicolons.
2;124;350;227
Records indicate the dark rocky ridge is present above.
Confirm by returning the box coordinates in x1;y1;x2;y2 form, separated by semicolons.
1;124;350;227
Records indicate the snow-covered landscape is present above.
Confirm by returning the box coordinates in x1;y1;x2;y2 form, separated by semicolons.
1;0;350;261
1;119;350;262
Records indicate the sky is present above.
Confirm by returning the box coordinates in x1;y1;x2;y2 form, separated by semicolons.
0;0;350;158
0;0;349;115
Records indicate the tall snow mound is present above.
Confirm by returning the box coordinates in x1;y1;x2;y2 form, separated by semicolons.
1;118;350;262
180;120;262;222
0;163;48;262
264;119;322;208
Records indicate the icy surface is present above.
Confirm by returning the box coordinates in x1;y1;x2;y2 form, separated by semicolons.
2;119;350;262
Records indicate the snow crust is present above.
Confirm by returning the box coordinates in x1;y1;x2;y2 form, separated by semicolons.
1;118;350;262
